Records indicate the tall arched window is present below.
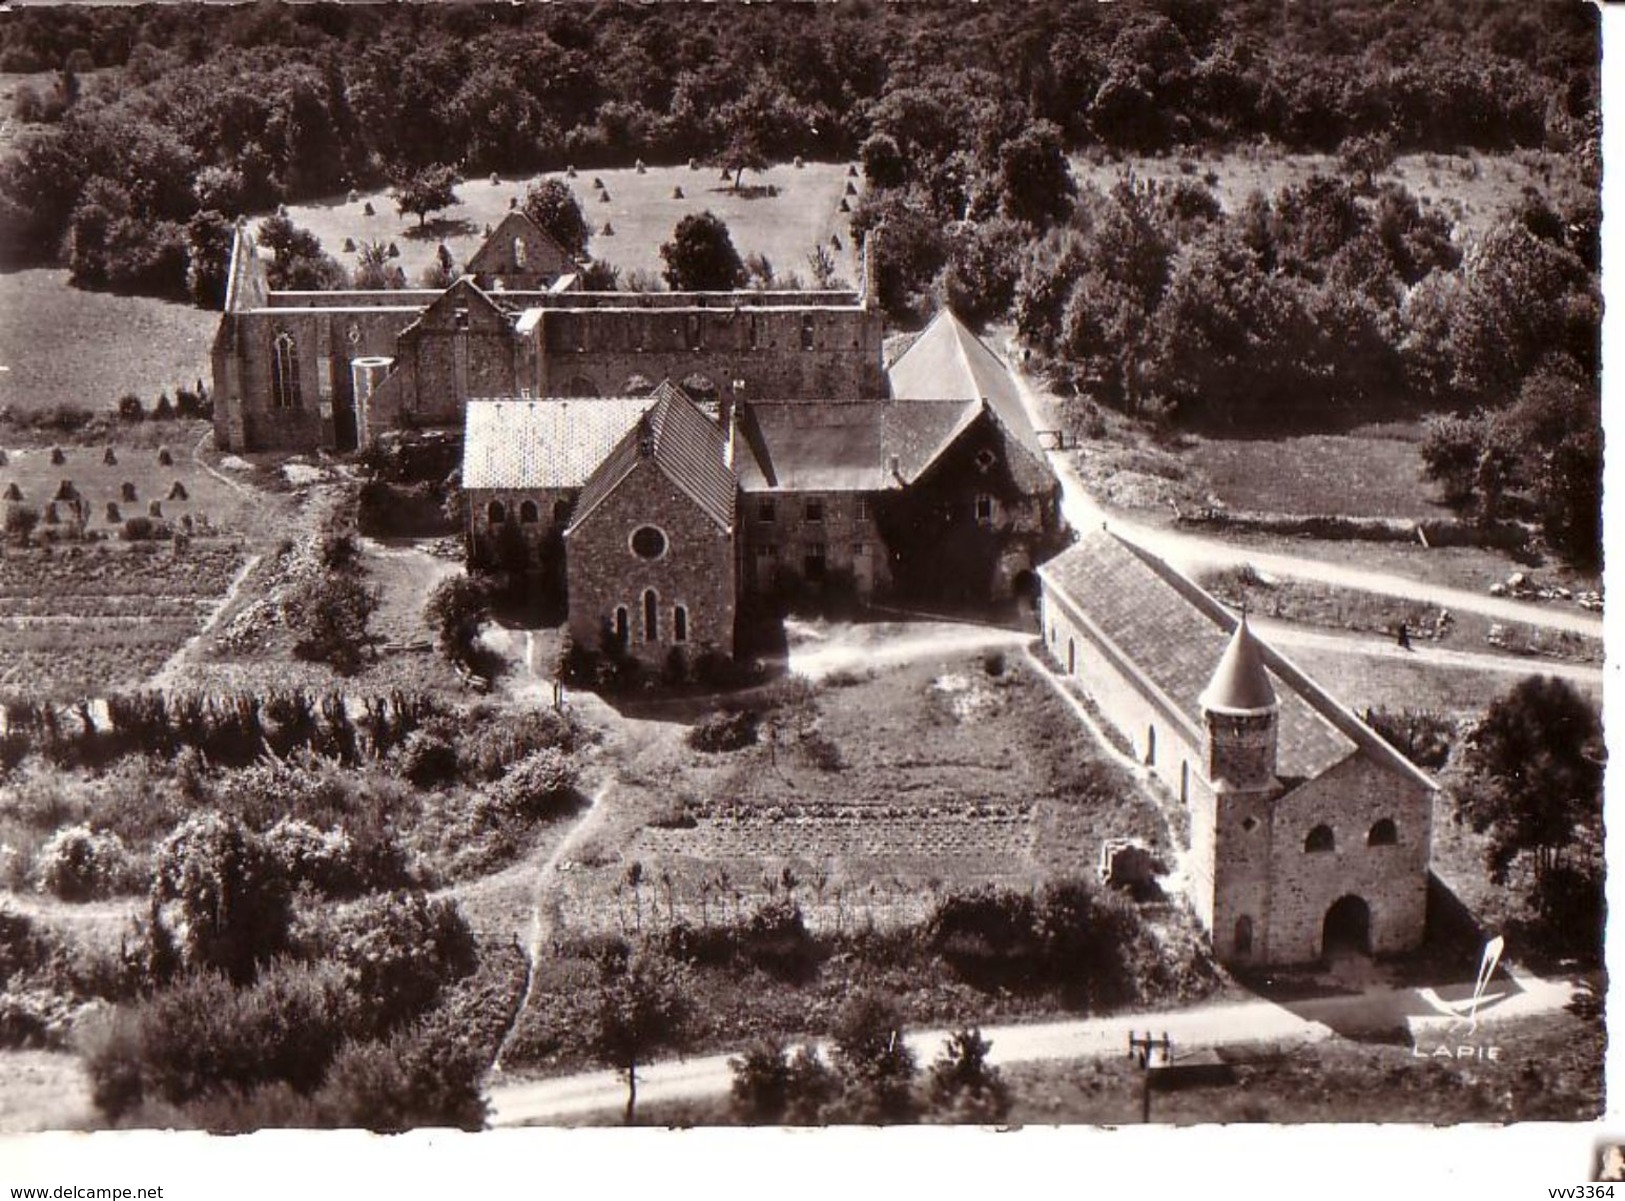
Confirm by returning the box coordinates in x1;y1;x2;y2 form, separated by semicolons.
673;605;688;643
643;589;658;642
486;500;507;524
1367;818;1398;847
614;607;629;648
519;500;540;524
1304;824;1335;853
271;332;301;410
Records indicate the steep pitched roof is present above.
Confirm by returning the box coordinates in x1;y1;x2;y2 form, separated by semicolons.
462;398;655;490
567;391;735;534
886;309;1048;462
1199;616;1277;715
1039;530;1360;783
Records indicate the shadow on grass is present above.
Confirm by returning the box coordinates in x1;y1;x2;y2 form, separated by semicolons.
402;216;480;242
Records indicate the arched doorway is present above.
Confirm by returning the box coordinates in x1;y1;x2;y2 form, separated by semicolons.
1322;895;1371;959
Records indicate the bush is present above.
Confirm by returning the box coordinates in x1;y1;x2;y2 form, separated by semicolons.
687;709;757;753
729;1037;791;1124
484;747;579;820
34;824;133;900
397;729;459;789
262;818;364;898
741;897;816;978
298;890;476;1041
424;575;492;665
283;573;380;675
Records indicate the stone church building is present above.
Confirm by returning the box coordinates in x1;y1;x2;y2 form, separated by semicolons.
1038;529;1436;966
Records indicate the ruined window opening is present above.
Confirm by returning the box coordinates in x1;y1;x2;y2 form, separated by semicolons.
749;314;760;349
614;607;629;647
759;498;776;523
486;500;507;524
1305;824;1335;853
975;494;995;525
643;589;658;642
519;500;539;523
271;332;301;410
686;313;702;350
800;314;815;351
1234;916;1254;956
453;306;470;331
804;498;824;524
513;237;527;269
673;605;688;643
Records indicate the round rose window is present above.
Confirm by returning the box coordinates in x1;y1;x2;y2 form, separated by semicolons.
631;526;667;559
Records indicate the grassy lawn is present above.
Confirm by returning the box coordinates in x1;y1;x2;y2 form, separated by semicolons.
1071;148;1587;238
0;269;219;413
278;161;862;288
0;1049;97;1132
1185;427;1448;520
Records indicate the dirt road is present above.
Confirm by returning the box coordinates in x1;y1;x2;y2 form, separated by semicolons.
486;969;1579;1125
997;339;1603;639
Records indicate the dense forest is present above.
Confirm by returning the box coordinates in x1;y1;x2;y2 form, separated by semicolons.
0;0;1598;272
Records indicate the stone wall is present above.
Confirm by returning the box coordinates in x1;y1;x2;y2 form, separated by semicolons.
468;487;575;567
738;490;884;598
1264;754;1431;963
565;459;736;663
534;306;886;400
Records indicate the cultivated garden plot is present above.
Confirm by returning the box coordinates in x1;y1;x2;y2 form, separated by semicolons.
546;655;1170;939
0;441;261;699
278;161;861;287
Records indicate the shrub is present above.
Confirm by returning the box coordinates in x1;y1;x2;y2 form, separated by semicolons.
927;1027;1011;1123
687;709;757;753
298;890;476;1041
729;1036;791;1124
484;747;579;819
283;573;380;675
314;1019;487;1132
424;575;492;666
151;811;291;985
117;394;145;423
742;897;816;978
34;824;133;901
397;729;459;789
262;818;363;898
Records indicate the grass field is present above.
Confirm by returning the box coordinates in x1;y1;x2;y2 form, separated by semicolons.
278;161;863;289
1186;427;1447;519
1072;148;1587;238
546;655;1164;939
0;269;219;414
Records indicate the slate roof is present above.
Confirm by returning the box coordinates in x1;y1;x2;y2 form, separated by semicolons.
568;390;735;534
1040;529;1395;785
732;399;986;493
887;310;1049;462
462;398;655;490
